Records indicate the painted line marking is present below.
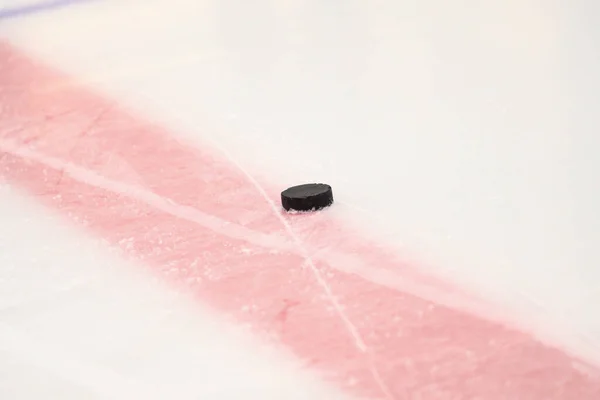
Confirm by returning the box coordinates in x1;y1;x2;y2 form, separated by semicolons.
0;0;94;20
0;136;487;315
1;42;600;399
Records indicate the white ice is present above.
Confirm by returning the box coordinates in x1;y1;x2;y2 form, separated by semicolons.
0;184;352;399
1;0;600;398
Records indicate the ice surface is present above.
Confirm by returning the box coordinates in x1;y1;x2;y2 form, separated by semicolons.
1;0;600;398
0;185;351;400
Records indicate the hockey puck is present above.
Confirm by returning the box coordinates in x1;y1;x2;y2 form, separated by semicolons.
281;183;334;212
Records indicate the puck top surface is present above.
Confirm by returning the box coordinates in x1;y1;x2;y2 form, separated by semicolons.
281;183;333;211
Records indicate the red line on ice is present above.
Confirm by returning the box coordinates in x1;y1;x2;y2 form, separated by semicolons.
1;42;599;399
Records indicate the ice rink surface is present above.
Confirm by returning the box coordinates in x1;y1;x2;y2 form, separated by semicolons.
1;0;600;399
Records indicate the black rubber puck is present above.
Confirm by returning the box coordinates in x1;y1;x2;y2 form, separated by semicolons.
281;183;333;212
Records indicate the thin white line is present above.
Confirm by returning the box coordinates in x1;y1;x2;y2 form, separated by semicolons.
198;141;395;399
0;138;296;252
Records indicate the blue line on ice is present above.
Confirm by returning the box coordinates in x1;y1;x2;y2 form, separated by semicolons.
0;0;94;20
